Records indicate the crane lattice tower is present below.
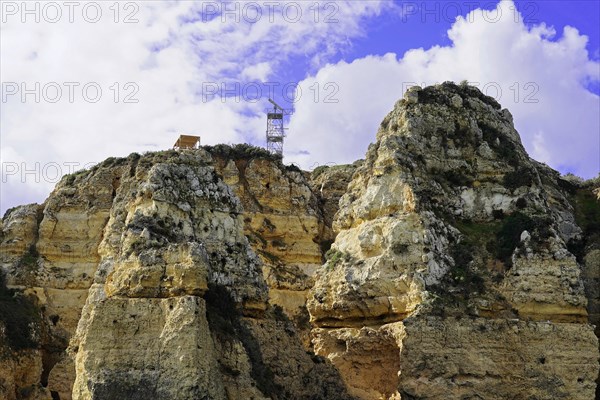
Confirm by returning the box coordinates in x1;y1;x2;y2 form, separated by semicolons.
266;98;286;157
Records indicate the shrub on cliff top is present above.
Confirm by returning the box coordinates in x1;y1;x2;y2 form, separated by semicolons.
311;165;329;179
415;82;501;110
204;143;281;161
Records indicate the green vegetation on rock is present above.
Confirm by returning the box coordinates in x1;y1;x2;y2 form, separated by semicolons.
452;211;553;269
573;189;600;238
311;165;329;179
0;272;42;350
324;248;350;270
204;143;281;161
503;167;536;191
18;244;39;269
567;187;600;261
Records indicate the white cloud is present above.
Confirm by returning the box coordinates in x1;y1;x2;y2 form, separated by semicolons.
0;1;390;214
241;62;273;81
286;0;600;179
531;131;551;164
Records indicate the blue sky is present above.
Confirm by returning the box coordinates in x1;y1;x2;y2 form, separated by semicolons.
270;0;600;94
359;1;599;60
276;0;600;103
1;0;599;215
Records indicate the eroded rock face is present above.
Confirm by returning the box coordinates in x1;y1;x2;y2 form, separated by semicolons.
1;83;598;400
312;322;405;400
310;162;362;238
567;181;600;396
72;295;225;400
1;149;354;400
399;317;598;399
1;166;122;399
307;82;598;399
67;150;354;399
0;204;41;258
209;149;358;346
0;347;49;400
210;154;324;318
67;151;249;399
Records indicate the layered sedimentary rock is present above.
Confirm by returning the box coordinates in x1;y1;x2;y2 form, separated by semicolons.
1;82;598;400
400;317;598;399
310;162;362;239
1;165;120;399
567;180;600;396
209;149;324;319
307;82;599;399
1;150;353;400
209;147;358;345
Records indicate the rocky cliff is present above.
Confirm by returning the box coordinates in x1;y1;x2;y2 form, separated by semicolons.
1;82;598;400
0;149;354;400
307;83;599;399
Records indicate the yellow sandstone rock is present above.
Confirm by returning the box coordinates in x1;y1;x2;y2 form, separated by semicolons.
1;84;598;400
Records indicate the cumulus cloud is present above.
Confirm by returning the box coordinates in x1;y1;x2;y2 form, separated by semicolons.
286;0;600;178
0;1;390;214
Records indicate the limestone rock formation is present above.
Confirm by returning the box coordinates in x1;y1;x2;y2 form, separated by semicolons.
400;317;598;399
307;82;599;399
208;147;358;346
209;147;323;319
1;82;598;400
1;150;353;400
310;162;362;240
